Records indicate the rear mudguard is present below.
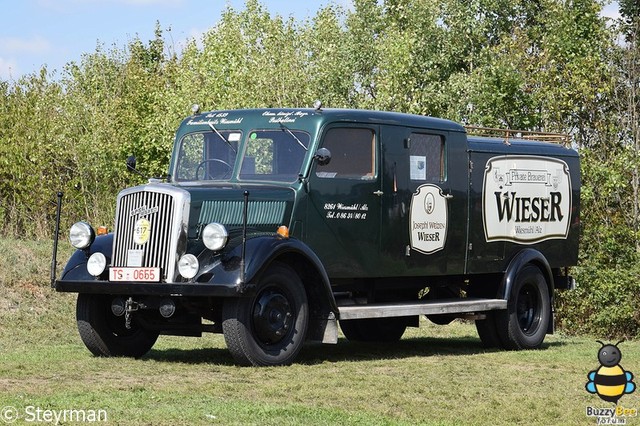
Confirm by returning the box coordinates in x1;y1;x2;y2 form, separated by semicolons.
498;248;554;334
498;248;553;300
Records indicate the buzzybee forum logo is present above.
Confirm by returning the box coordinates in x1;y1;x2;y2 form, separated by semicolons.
586;341;635;403
585;341;637;424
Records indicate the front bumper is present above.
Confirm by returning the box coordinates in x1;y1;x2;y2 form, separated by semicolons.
54;279;243;297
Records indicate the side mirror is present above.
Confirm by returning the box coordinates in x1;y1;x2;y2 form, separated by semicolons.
313;148;331;166
126;155;137;172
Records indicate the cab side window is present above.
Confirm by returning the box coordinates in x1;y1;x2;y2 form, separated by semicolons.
316;128;376;179
409;133;445;182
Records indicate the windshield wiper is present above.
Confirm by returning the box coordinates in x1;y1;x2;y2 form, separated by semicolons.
208;122;237;153
280;124;308;151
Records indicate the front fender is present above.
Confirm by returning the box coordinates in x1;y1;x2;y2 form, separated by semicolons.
60;234;113;281
197;235;337;311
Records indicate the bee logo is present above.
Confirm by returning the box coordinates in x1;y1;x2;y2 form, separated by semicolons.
586;341;636;403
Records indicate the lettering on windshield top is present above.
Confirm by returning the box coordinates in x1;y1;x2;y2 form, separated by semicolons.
204;112;244;125
261;110;310;124
186;110;311;126
186;117;244;126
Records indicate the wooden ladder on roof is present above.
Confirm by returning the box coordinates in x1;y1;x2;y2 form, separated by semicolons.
465;126;571;147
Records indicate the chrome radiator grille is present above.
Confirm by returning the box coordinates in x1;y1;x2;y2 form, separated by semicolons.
112;186;187;282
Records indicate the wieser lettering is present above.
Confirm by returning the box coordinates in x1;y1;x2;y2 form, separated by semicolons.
417;232;440;242
494;191;563;223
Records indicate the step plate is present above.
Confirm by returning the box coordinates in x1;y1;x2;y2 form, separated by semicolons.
338;298;507;320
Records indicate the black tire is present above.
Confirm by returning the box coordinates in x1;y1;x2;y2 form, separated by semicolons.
340;317;407;342
222;262;308;366
495;265;550;350
76;294;159;358
475;311;502;348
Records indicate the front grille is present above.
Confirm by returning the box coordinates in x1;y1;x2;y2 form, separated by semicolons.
112;185;189;282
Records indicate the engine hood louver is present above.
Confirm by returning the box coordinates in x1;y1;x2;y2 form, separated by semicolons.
198;200;287;228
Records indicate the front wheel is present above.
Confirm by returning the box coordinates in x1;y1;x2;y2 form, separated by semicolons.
222;262;308;366
76;294;159;358
495;265;550;350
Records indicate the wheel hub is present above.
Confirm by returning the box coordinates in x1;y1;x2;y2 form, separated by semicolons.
517;285;539;334
253;289;293;345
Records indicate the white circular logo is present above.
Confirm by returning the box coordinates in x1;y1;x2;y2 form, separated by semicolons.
424;192;435;215
133;218;151;245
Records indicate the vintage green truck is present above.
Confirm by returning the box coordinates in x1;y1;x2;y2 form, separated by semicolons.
52;106;580;366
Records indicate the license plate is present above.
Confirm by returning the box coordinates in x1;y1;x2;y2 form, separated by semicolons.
109;267;161;282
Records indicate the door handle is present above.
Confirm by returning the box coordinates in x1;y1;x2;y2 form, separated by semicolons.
373;190;384;196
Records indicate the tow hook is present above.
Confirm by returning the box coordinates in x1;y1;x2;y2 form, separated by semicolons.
111;297;144;329
124;297;139;329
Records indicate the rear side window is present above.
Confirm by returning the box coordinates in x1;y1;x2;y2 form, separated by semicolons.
409;133;445;182
316;128;376;180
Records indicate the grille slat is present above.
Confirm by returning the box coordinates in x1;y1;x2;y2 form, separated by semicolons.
112;188;183;282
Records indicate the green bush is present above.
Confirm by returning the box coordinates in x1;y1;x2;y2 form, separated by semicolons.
556;264;640;338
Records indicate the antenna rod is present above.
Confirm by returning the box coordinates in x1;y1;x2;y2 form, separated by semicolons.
50;192;63;288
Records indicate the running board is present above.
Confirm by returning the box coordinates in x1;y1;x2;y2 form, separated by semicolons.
337;298;507;320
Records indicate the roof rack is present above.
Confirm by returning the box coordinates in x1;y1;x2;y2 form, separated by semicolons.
465;126;571;146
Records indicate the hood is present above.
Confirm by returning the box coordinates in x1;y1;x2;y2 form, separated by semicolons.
181;183;297;238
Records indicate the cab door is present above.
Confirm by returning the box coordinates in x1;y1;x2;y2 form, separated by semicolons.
379;126;469;276
305;125;382;278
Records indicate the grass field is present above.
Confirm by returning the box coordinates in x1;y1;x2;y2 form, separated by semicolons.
1;239;639;425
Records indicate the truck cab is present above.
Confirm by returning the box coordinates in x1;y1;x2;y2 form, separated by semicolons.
54;107;580;366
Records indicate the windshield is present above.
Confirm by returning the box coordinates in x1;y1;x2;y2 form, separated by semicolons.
239;129;309;182
175;130;240;181
174;129;309;183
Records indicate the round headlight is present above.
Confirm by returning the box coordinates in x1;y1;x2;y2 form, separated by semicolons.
70;222;95;249
202;223;228;251
178;254;199;279
87;252;107;277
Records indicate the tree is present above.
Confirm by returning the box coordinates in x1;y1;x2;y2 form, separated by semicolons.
617;0;640;253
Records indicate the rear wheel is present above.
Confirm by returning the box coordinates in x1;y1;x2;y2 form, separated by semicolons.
76;294;159;358
495;265;550;350
340;317;407;342
222;262;308;366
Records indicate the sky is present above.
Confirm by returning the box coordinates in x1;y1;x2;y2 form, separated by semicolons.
0;0;622;82
0;0;341;81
